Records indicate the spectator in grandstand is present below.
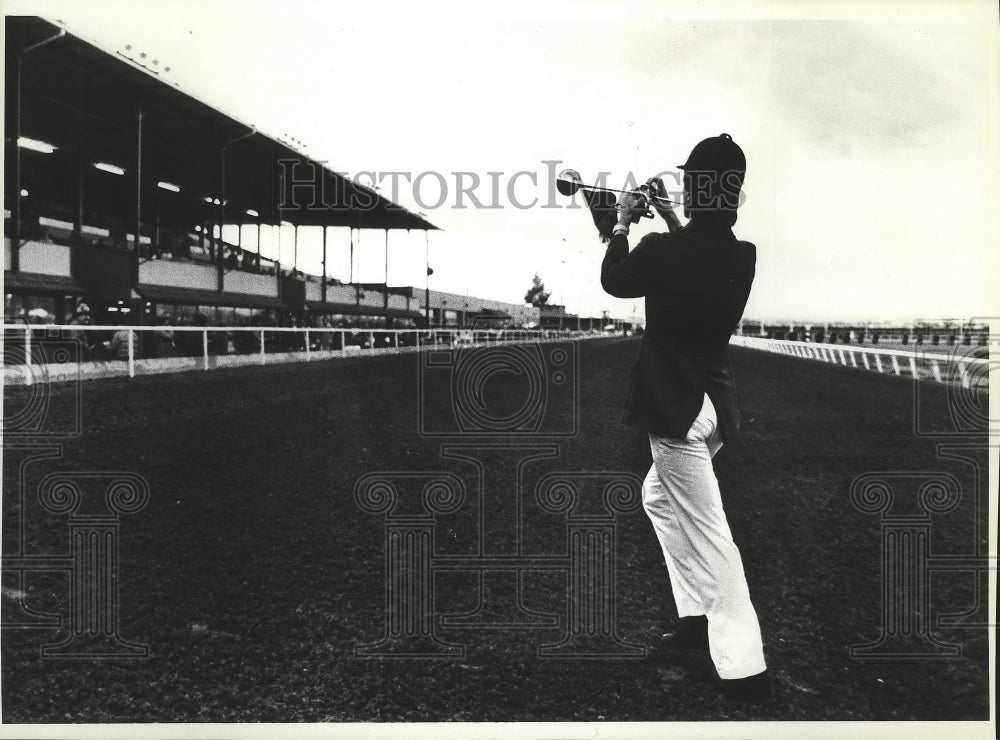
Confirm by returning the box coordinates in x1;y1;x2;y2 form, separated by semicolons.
240;249;257;272
102;327;137;361
152;317;177;358
173;232;190;260
601;134;771;703
109;227;126;250
26;307;54;324
67;302;94;359
20;198;41;240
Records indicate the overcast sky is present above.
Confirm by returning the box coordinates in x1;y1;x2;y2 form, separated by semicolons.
7;0;999;323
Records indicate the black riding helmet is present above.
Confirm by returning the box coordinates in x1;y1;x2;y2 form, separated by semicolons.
678;133;746;217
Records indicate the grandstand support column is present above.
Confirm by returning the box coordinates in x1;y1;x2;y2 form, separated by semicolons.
6;37;21;273
321;226;328;303
153;199;160;252
425;229;431;330
274;224;281;294
349;226;355;285
384;229;390;328
216;219;224;292
133;107;143;290
293;224;298;269
219;125;255;269
7;24;65;273
256;216;262;270
74;127;85;262
356;227;361;306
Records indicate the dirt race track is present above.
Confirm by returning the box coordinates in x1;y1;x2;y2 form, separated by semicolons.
1;337;991;724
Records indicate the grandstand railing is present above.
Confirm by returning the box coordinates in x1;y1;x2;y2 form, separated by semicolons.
731;335;990;389
2;324;620;386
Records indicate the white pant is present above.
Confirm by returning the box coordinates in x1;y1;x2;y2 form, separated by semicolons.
642;394;767;680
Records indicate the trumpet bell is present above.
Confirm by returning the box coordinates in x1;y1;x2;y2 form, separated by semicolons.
555;169;583;196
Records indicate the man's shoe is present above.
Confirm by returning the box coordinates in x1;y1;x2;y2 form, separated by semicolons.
720;670;774;704
646;615;709;662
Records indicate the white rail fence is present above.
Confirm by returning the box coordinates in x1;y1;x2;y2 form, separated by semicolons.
731;335;991;389
2;324;612;386
5;326;990;389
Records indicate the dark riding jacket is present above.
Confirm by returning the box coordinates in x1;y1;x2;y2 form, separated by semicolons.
601;219;756;442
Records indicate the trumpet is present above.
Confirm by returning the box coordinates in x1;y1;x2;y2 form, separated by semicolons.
557;170;683;233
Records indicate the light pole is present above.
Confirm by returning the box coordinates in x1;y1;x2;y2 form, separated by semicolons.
134;107;143;289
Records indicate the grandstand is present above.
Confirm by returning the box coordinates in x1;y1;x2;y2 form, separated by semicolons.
739;318;989;350
3;16;543;334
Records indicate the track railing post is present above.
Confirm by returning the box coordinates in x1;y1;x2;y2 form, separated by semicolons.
127;329;135;378
23;325;33;387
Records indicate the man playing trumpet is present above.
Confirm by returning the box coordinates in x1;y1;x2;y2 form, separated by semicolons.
601;134;772;704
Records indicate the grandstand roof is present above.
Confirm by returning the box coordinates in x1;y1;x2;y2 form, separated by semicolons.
9;16;438;233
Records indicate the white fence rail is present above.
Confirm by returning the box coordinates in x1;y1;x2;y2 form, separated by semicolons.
731;335;990;389
2;324;614;386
